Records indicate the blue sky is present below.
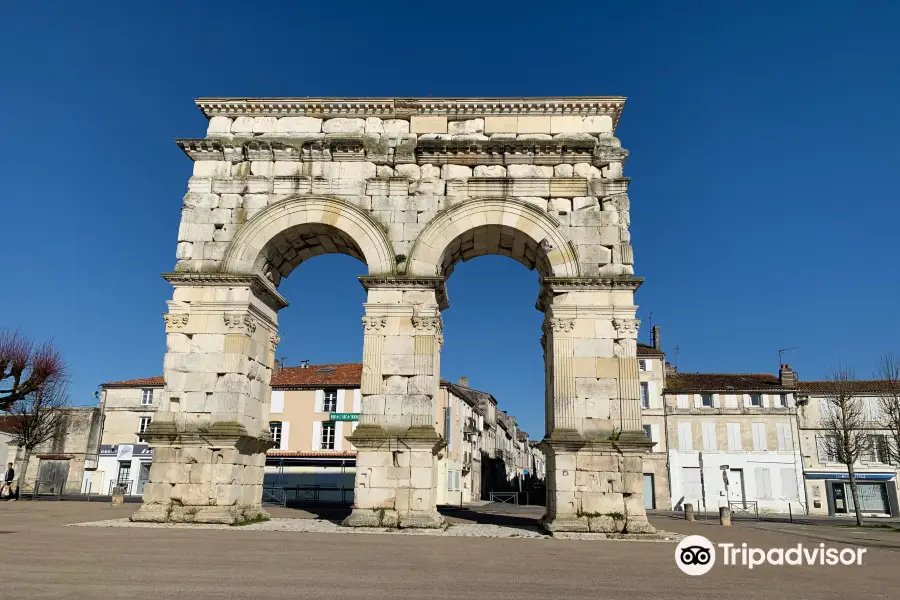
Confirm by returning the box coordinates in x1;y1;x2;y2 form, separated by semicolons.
2;1;898;437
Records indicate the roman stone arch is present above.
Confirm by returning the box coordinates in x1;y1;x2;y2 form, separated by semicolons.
406;198;581;278
222;196;395;281
134;97;655;535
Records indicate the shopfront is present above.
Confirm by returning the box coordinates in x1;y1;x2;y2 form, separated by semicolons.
87;444;153;496
806;472;899;517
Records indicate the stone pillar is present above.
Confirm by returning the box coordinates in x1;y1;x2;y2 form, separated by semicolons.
344;276;446;529
538;277;655;534
131;273;286;524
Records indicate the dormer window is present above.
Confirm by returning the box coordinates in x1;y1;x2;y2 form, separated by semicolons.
750;394;762;407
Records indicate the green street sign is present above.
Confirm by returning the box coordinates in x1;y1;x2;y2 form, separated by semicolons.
329;413;360;421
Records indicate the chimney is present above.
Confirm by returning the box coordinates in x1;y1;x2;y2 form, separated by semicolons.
779;364;796;388
665;361;677;376
652;325;661;351
458;376;469;387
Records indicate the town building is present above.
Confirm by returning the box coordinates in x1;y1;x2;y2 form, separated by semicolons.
98;364;543;505
662;366;804;514
795;380;900;517
636;326;670;510
4;407;104;495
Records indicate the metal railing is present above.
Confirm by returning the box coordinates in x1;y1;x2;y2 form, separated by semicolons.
489;491;519;505
262;487;286;507
109;479;134;495
729;500;759;521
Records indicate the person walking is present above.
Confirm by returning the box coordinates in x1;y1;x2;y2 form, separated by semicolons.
1;462;15;500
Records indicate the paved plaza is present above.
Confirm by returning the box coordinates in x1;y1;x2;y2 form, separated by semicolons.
0;502;897;599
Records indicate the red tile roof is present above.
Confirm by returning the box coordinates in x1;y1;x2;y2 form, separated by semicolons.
665;373;790;392
797;380;900;394
101;376;164;388
102;364;363;389
637;343;665;357
0;415;22;434
272;363;362;388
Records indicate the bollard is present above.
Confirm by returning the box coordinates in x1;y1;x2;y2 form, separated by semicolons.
719;506;731;526
111;491;125;506
684;503;695;521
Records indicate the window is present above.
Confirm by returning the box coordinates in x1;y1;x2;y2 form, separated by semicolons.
727;423;742;451
755;467;773;499
322;389;338;413
866;435;890;463
141;389;154;405
781;468;798;499
700;394;713;408
677;422;693;451
818;434;840;462
269;421;282;445
321;421;336;450
776;423;793;451
638;359;648;372
640;382;650;409
138;417;151;434
702;422;717;450
117;461;131;484
642;424;652;440
750;394;762;407
751;422;767;451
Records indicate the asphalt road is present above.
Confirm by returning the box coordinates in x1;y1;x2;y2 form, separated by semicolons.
0;502;897;600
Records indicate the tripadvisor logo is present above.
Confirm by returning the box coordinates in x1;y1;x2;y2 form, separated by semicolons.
675;535;867;575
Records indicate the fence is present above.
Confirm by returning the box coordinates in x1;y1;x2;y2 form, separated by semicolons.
728;500;759;521
489;491;519;505
109;479;134;496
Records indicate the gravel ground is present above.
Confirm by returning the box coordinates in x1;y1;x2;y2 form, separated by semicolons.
71;516;681;540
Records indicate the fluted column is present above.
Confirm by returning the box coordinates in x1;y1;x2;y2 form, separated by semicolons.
359;316;386;427
613;319;642;433
546;318;577;433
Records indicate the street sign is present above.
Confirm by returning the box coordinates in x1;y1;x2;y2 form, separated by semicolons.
328;413;360;421
720;465;729;470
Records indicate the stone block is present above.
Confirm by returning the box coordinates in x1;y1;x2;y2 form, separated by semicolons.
623;456;643;473
441;164;472;179
276;117;322;133
383;375;409;394
193;161;231;178
596;226;622;245
448;118;484;135
550;116;584;134
580;491;623;515
583;115;613;134
382;354;415;376
250;161;274;177
253;117;278;134
511;179;549;196
323;118;366;133
516;116;550;133
410;116;447;133
183;192;219;209
473;165;507;177
420;164;440;179
554;164;574;177
218;194;241;209
518;197;548;211
577;454;620;472
549;198;572;214
395;164;421;180
364;117;384;133
207;116;232;135
574;163;605;180
574;338;613;358
409;467;433;489
549;179;588;197
570;209;602;226
573;196;599;211
575;377;618;398
507;164;547;178
577;244;612;265
484;116;518;133
384;119;410;134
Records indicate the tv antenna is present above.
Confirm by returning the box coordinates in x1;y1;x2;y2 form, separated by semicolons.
674;343;680;368
778;347;797;364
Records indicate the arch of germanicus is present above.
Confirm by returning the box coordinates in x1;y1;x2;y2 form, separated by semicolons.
132;97;655;534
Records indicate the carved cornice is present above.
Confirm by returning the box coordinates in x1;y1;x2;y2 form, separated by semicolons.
359;275;449;311
195;97;626;129
361;316;388;332
162;272;289;311
163;313;189;330
411;316;443;334
536;277;643;311
224;313;258;333
177;135;620;168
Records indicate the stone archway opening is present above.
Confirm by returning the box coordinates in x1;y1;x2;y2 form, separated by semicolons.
256;222;367;287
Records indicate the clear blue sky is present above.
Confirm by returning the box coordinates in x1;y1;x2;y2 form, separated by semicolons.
2;1;898;438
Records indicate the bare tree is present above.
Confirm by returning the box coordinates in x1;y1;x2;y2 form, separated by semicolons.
6;378;70;495
819;365;871;526
0;329;66;412
876;353;900;466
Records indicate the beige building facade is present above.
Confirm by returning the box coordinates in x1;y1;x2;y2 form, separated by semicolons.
133;95;654;532
795;381;900;517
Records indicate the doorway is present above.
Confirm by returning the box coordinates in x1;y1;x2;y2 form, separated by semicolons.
643;474;655;509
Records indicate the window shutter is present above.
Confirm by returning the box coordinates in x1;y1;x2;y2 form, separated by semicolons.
776;423;793;451
780;468;798;499
650;424;660;451
702;422;717;451
755;467;772;499
816;435;829;462
727;423;742;451
725;394;738;409
270;391;285;414
315;389;324;413
444;406;452;451
312;421;322;451
335;421;344;451
280;421;290;451
336;389;345;413
677;394;689;409
752;423;767;451
352;389;361;412
678;422;692;451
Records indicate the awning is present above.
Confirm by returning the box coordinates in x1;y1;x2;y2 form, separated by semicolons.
805;472;895;481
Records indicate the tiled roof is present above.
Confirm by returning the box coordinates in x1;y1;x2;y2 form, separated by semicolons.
101;364;363;389
267;450;356;458
442;381;495;414
665;373;791;393
637;343;665;357
797;380;900;395
0;415;22;434
271;363;362;388
101;376;164;388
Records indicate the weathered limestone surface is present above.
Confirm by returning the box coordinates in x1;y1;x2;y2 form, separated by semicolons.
145;97;651;531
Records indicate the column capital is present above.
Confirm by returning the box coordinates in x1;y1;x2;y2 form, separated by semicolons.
361;316;388;332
